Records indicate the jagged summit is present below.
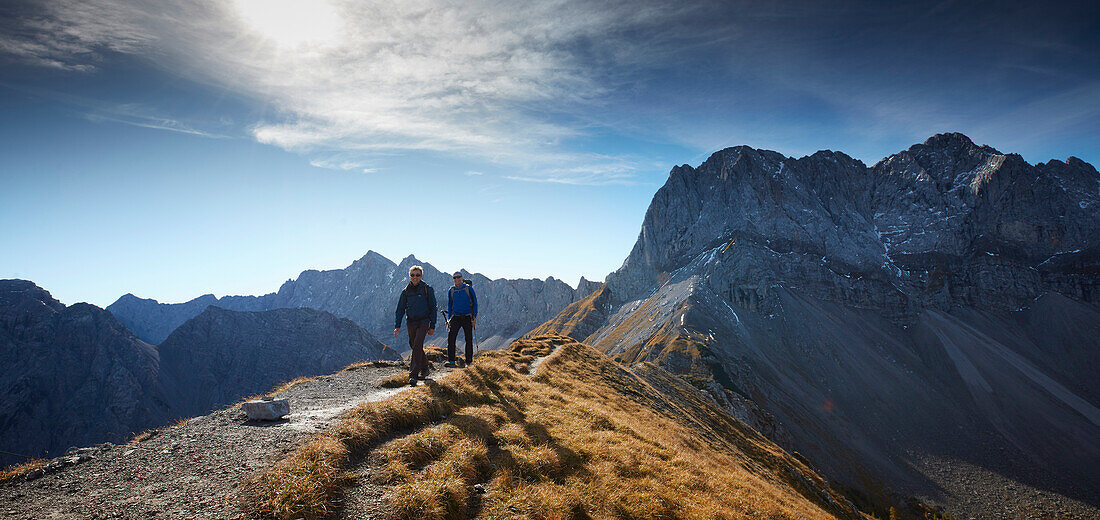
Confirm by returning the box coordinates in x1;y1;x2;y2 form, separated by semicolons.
0;279;64;312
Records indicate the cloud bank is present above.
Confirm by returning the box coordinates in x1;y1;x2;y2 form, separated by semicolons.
2;0;1097;179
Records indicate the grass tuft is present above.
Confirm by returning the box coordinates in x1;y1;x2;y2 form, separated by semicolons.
379;373;412;388
0;459;46;486
129;429;158;444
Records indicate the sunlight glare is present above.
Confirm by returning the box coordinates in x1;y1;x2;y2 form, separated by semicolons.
232;0;343;48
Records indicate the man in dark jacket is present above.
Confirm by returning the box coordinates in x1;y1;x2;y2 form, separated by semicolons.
445;272;478;367
394;265;436;386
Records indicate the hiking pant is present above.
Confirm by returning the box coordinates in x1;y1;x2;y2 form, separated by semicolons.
406;318;430;378
447;314;474;364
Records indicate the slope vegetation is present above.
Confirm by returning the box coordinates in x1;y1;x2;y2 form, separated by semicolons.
252;335;862;520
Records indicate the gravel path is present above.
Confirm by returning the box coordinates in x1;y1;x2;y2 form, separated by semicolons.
0;362;439;520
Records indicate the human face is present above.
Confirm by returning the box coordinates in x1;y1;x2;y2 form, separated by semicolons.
453;274;463;287
409;271;422;284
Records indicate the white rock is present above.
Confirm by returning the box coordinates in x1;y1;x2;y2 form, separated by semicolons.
243;398;290;421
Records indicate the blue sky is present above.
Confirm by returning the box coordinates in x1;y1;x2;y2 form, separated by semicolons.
1;0;1097;307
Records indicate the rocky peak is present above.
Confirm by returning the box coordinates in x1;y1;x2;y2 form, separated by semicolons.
608;132;1098;312
697;145;787;182
349;250;397;271
0;279;64;316
880;132;1004;191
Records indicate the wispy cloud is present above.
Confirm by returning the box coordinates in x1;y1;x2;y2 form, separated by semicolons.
84;104;229;138
505;155;639;185
309;157;376;173
0;0;708;185
0;0;156;71
464;171;484;176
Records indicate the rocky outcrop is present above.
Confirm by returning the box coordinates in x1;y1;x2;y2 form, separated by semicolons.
159;306;401;417
525;284;612;341
0;279;169;466
553;133;1099;513
108;251;590;350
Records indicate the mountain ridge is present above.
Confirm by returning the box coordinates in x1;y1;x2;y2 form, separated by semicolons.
107;251;597;349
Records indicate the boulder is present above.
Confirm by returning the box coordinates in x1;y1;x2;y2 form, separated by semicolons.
242;398;290;421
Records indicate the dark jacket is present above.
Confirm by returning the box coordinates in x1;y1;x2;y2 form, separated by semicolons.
448;283;478;316
394;281;437;329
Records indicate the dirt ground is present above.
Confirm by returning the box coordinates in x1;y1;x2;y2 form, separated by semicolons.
0;362;452;519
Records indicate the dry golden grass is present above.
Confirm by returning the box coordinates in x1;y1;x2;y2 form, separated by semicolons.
129;429;158;444
424;345;447;362
0;459;46;486
380;373;412;388
525;284;611;341
271;376;322;395
342;359;400;371
250;334;859;520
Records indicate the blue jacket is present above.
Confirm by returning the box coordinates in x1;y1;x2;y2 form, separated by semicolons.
448;283;478;316
394;282;437;328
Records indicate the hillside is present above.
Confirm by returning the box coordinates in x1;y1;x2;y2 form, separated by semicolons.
159;306;402;417
250;334;864;520
540;133;1100;519
0;279;169;467
0;281;401;465
1;334;866;519
108;251;598;350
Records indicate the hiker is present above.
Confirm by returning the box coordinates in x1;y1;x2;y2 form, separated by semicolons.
394;265;436;386
445;272;478;367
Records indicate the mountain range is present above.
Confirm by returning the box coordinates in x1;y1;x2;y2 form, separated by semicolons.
0;280;398;465
3;132;1096;518
535;132;1099;514
107;252;599;350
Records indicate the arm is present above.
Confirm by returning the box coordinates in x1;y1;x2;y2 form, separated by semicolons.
394;290;407;330
448;287;453;316
470;287;478;317
428;286;438;329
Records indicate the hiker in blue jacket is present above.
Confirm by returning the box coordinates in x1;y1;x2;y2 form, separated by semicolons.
394;265;436;386
445;272;478;367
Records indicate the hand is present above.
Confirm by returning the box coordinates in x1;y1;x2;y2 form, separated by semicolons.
427;328;435;336
394;328;400;338
472;317;477;327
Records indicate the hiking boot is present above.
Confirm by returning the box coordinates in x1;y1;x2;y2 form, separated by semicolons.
443;361;456;368
409;378;418;387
